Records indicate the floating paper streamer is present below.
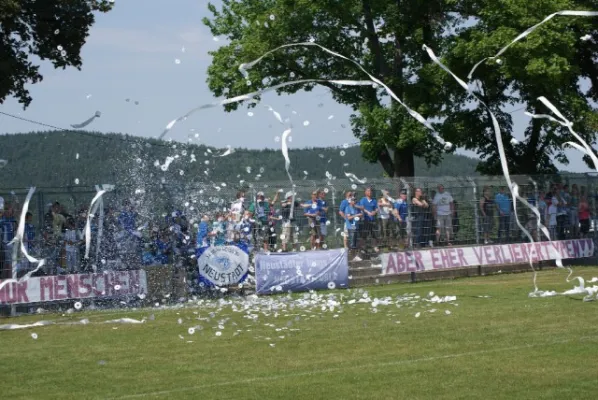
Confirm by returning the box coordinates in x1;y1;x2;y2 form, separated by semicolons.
104;318;145;324
71;111;101;129
344;172;367;184
217;145;234;157
0;188;46;293
467;11;598;81
424;45;554;291
239;42;451;149
158;78;375;139
84;190;106;259
526;96;598;171
0;321;54;331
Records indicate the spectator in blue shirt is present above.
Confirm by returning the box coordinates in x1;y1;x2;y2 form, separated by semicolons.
317;190;329;247
392;190;409;248
495;187;511;243
0;203;17;279
344;197;363;260
355;187;379;252
338;191;352;249
302;191;322;250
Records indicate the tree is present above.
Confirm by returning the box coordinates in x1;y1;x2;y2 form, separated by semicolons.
437;0;598;175
202;0;469;177
0;0;113;107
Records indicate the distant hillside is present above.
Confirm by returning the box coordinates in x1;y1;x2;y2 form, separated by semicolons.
0;130;480;190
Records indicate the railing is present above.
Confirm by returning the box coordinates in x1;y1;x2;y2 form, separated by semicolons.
2;173;598;312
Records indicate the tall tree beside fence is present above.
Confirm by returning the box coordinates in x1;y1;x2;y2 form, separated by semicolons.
436;0;598;175
0;0;114;108
203;0;474;178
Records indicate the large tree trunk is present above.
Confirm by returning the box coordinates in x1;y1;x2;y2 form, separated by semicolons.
393;147;415;177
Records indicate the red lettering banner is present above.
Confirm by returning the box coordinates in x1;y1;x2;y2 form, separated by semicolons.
0;270;148;305
381;239;594;275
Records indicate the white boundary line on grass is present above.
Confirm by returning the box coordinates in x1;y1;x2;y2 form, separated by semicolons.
108;335;598;399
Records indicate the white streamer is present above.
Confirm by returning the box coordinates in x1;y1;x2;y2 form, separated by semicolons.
71;111;101;129
467;11;598;80
0;188;45;292
344;172;367;184
423;45;558;292
527;97;598;171
217;145;234;157
239;42;452;149
158;78;375;139
84;190;107;259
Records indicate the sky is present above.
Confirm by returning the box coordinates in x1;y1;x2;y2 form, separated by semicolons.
0;0;594;174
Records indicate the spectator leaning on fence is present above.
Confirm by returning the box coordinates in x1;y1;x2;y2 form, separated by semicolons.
480;186;494;244
392;190;409;249
338;191;352;249
495;187;511;243
432;184;454;246
356;187;379;252
411;188;429;248
378;193;393;247
317;189;329;246
281;191;299;252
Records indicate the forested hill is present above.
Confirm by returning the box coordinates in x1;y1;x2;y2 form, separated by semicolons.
0;131;480;189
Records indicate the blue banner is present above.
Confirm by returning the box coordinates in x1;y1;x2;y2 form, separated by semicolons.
255;249;349;295
197;243;250;288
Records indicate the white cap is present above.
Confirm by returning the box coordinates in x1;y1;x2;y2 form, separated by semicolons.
257;191;264;197
285;191;294;199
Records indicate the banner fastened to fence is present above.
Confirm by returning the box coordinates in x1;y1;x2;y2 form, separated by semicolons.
381;238;595;275
197;244;250;287
255;248;349;295
0;270;147;305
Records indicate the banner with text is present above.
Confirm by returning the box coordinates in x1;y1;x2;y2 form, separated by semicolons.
197;244;250;287
0;270;148;305
381;239;595;275
255;249;349;295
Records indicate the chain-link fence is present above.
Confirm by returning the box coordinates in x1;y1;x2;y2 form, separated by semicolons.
1;173;598;310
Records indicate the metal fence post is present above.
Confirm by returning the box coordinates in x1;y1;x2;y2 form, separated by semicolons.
468;177;480;245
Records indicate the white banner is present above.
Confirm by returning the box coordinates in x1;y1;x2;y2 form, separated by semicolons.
0;270;148;305
381;239;594;275
197;246;249;286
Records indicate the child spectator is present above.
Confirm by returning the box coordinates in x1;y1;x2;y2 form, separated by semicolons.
197;215;211;248
547;197;558;239
392;190;409;249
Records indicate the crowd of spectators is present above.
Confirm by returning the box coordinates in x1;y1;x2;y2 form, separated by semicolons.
0;181;597;278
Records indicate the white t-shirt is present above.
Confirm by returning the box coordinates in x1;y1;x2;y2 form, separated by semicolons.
230;199;244;221
379;202;391;220
64;229;81;252
433;192;453;216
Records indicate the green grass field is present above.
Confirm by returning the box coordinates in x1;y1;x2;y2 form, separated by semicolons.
2;267;598;400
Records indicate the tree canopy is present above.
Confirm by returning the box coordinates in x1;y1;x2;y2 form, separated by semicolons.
203;0;598;177
438;0;598;175
0;0;113;107
203;0;466;178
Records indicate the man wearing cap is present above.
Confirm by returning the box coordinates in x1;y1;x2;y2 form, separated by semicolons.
302;191;322;250
432;184;454;246
281;191;300;251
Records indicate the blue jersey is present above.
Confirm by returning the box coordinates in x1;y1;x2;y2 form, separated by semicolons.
495;193;511;215
318;199;328;223
358;197;378;221
304;200;321;217
345;206;359;230
394;199;408;221
0;217;16;243
339;199;349;216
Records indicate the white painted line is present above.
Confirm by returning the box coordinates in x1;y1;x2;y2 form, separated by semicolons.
108;335;598;399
